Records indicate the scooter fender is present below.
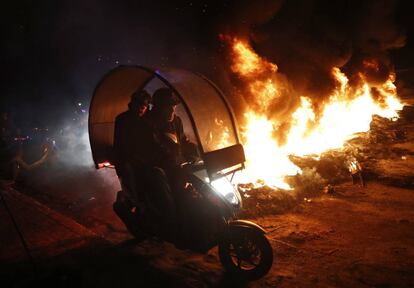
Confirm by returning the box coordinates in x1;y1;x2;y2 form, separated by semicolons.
227;219;267;234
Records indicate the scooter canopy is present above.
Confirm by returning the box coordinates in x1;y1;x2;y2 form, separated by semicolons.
89;66;245;179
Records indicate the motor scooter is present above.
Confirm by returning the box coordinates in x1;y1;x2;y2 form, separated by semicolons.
89;66;274;280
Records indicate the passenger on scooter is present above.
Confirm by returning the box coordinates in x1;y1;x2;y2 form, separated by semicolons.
113;90;152;196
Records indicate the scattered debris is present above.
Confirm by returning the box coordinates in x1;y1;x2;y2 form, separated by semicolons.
289;107;414;189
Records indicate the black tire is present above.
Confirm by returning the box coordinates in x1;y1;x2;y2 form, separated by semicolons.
219;228;273;280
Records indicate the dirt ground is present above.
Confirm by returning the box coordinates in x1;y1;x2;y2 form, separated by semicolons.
119;181;414;288
6;166;414;287
256;182;414;287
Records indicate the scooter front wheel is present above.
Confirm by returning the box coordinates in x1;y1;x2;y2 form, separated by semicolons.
219;227;273;280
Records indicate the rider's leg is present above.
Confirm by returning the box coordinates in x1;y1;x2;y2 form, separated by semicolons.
119;162;139;204
145;167;178;236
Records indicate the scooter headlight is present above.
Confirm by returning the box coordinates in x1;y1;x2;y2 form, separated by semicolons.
211;177;238;205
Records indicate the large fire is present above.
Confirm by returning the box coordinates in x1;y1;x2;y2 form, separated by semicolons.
227;37;404;189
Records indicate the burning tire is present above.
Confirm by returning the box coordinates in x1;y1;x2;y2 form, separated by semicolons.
219;227;273;280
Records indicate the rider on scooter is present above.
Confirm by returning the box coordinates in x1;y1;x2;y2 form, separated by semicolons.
113;90;151;170
145;88;199;198
145;88;213;247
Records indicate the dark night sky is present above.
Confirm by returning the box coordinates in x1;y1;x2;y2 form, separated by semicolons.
1;0;228;128
1;0;414;129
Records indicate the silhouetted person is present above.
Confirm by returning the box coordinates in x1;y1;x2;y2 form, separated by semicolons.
113;90;152;178
146;88;206;247
145;88;198;197
0;112;20;182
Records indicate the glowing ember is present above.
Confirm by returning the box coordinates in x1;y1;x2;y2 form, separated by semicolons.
227;37;404;189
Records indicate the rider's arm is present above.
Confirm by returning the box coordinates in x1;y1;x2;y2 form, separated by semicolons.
175;117;199;161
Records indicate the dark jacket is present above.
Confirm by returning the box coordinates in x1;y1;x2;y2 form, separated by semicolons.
145;112;197;168
113;110;157;176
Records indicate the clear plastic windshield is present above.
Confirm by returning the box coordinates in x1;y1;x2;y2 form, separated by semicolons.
156;68;238;153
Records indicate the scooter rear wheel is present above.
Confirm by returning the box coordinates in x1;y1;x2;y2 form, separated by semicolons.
219;228;273;280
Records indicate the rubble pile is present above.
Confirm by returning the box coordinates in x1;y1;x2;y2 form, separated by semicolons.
360;106;414;187
290;105;414;188
237;184;297;218
238;104;414;217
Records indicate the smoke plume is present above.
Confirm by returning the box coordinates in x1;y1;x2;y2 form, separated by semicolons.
215;0;406;135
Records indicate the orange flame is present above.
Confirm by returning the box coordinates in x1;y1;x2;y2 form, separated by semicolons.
227;37;403;189
231;39;277;76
